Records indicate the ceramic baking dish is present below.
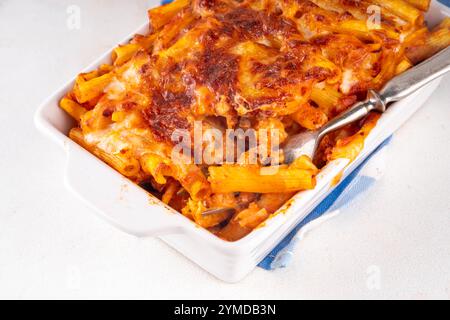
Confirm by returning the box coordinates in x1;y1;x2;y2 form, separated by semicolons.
35;1;449;282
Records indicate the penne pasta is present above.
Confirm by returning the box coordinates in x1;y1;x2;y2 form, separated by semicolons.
406;18;450;63
372;0;423;25
73;72;113;104
395;57;413;74
291;103;328;130
60;96;86;122
310;85;343;117
328;114;380;162
208;164;316;194
112;44;142;66
140;153;173;185
148;0;190;31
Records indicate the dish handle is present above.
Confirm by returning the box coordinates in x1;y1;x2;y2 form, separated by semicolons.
64;142;185;237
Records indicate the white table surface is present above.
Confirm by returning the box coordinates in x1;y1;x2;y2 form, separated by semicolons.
0;0;449;300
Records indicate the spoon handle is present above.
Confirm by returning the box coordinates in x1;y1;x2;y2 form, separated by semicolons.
318;46;450;140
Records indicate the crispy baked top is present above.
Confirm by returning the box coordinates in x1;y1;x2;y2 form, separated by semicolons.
107;0;404;144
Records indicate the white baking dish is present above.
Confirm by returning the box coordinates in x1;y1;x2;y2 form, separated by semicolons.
34;1;449;283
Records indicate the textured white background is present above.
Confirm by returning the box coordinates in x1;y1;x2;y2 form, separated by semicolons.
0;0;449;299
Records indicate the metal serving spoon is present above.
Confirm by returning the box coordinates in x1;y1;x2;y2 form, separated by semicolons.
202;46;450;217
